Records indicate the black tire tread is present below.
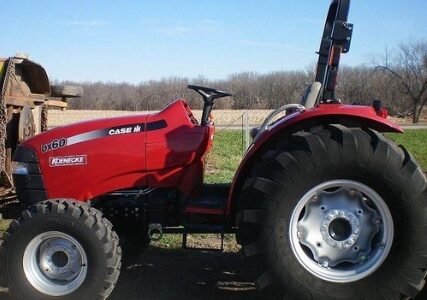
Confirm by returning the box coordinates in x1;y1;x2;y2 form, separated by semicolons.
237;125;427;300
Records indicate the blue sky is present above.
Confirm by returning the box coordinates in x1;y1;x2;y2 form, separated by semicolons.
2;0;426;83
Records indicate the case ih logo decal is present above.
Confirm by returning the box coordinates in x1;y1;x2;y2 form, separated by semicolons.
41;120;167;152
108;124;142;135
49;155;87;167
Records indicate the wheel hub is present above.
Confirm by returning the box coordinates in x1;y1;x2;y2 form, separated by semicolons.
23;231;88;296
52;251;68;268
289;180;394;282
328;217;352;242
38;237;84;282
322;210;360;249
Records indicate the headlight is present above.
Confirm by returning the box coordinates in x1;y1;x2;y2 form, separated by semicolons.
12;162;29;175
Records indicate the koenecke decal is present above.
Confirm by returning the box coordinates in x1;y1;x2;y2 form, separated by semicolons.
49;155;87;167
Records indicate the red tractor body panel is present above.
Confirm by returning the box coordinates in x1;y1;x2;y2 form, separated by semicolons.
226;103;402;215
145;100;214;195
25;115;148;201
20;99;213;201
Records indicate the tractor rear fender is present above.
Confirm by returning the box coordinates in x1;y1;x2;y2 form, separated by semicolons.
226;104;403;217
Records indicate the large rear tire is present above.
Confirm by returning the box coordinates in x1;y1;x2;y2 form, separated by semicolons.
237;125;427;299
0;199;121;300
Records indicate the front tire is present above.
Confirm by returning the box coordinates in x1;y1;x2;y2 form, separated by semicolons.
0;199;121;300
237;125;427;299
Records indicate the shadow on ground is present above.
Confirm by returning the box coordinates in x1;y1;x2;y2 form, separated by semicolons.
110;246;273;300
1;243;427;300
0;243;277;300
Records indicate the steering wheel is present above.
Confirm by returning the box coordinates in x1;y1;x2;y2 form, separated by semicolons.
187;85;232;102
187;84;232;126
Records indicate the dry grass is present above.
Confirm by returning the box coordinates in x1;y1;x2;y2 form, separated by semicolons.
152;234;240;253
48;108;426;128
0;219;10;233
48;109;278;128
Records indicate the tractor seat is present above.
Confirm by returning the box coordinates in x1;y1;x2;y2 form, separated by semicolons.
300;82;322;108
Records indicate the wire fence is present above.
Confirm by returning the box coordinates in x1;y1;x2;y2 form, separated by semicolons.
215;112;251;156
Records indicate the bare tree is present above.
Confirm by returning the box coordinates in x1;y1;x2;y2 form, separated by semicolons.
59;42;427;121
375;41;427;123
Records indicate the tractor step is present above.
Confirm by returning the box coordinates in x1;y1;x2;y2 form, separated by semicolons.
182;224;225;251
182;184;229;251
184;183;229;216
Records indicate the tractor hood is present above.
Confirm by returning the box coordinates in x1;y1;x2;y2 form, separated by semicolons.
13;113;153;202
12;99;212;203
19;98;195;155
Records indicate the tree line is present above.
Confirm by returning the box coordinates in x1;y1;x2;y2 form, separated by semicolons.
61;41;426;123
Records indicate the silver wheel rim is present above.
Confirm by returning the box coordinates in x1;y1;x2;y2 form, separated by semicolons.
23;231;88;296
289;180;393;283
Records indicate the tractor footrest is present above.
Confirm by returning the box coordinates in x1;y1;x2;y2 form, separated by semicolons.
184;206;224;215
184;183;229;216
182;224;225;251
184;197;225;215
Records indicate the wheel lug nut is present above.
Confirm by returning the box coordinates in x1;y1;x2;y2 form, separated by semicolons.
297;232;304;239
322;261;329;267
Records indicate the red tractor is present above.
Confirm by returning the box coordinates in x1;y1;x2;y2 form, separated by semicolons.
1;0;426;299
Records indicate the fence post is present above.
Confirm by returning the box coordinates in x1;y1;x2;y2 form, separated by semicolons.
243;111;250;150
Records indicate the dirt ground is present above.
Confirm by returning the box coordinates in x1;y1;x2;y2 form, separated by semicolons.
111;247;264;300
0;235;271;300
